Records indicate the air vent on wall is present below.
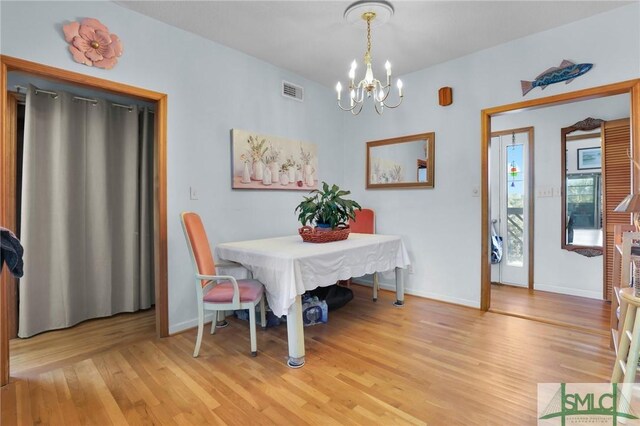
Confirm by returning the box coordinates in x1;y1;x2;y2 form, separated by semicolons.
282;80;304;102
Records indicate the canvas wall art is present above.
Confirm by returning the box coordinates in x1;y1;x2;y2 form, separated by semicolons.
231;129;318;190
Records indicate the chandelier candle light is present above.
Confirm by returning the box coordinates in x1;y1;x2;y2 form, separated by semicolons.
336;1;403;115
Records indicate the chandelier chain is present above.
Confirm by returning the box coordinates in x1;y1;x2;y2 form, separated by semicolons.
366;16;372;57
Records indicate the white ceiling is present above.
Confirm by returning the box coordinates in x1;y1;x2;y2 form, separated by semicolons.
114;1;631;88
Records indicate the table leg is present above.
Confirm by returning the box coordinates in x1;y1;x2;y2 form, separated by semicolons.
286;295;305;368
394;267;405;307
372;272;379;302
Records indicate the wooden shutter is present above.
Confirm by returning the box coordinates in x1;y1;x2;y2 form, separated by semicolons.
603;118;631;300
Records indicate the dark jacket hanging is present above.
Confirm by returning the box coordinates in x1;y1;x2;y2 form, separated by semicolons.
0;227;24;278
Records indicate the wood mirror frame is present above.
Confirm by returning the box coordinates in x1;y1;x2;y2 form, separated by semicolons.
366;132;435;189
561;117;604;256
480;79;640;311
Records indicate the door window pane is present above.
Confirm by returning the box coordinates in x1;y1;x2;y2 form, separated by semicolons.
506;144;524;267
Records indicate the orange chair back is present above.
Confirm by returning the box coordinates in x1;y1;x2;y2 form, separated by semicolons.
181;212;216;283
349;209;375;234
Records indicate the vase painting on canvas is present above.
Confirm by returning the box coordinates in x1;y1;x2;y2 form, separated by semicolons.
231;129;318;191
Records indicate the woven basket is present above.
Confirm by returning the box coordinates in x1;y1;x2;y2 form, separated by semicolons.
298;225;351;243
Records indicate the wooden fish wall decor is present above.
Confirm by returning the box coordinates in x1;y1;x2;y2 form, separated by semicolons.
521;60;592;96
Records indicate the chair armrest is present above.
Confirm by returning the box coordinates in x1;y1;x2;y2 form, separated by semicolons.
196;274;241;305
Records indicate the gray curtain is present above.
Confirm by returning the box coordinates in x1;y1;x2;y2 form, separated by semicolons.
18;85;154;338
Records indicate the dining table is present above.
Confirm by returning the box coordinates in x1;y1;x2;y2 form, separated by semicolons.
215;232;410;368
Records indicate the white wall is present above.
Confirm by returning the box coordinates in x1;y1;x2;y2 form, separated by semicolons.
491;95;628;299
1;2;638;327
342;4;640;307
0;1;345;332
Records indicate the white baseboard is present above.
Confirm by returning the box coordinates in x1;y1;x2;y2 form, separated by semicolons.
496;282;528;288
533;284;602;300
170;278;483;333
169;312;216;335
352;277;480;308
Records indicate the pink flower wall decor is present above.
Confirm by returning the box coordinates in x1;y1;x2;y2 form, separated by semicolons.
63;18;123;69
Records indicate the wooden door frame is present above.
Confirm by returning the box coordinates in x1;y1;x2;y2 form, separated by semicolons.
490;126;535;290
481;79;640;311
4;92;19;340
0;55;169;386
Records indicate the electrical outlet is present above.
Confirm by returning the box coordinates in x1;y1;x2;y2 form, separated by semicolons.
407;264;414;274
189;186;198;200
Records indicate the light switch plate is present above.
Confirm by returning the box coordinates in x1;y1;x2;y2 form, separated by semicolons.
189;186;198;200
537;186;552;197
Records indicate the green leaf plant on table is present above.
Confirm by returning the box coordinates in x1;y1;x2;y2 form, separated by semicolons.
295;182;362;230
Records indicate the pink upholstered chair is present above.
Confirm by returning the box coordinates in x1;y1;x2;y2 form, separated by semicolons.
181;212;266;357
348;208;380;301
349;209;375;234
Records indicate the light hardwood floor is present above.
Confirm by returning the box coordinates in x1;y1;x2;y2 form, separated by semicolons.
490;283;610;335
1;285;615;425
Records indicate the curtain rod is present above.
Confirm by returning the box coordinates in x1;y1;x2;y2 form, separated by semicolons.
14;85;154;113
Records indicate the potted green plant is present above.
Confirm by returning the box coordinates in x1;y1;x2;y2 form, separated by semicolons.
295;182;361;234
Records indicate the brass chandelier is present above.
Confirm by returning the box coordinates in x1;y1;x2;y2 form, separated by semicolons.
336;1;403;115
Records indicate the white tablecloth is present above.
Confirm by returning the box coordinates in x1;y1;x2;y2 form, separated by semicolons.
215;233;410;317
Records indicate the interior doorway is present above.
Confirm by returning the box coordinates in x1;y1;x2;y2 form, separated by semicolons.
486;96;631;332
480;80;640;330
0;55;168;386
7;80;156;339
490;127;533;289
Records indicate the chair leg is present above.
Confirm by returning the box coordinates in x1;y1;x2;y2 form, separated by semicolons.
210;310;218;335
248;306;258;356
260;295;267;328
338;279;351;287
624;308;640;382
373;273;379;302
215;311;229;330
194;306;205;358
613;305;637;382
620;306;640;413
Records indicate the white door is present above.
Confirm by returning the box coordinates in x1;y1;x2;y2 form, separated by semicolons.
495;131;529;287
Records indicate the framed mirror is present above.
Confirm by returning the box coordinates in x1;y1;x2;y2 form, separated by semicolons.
366;132;435;189
561;117;604;255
